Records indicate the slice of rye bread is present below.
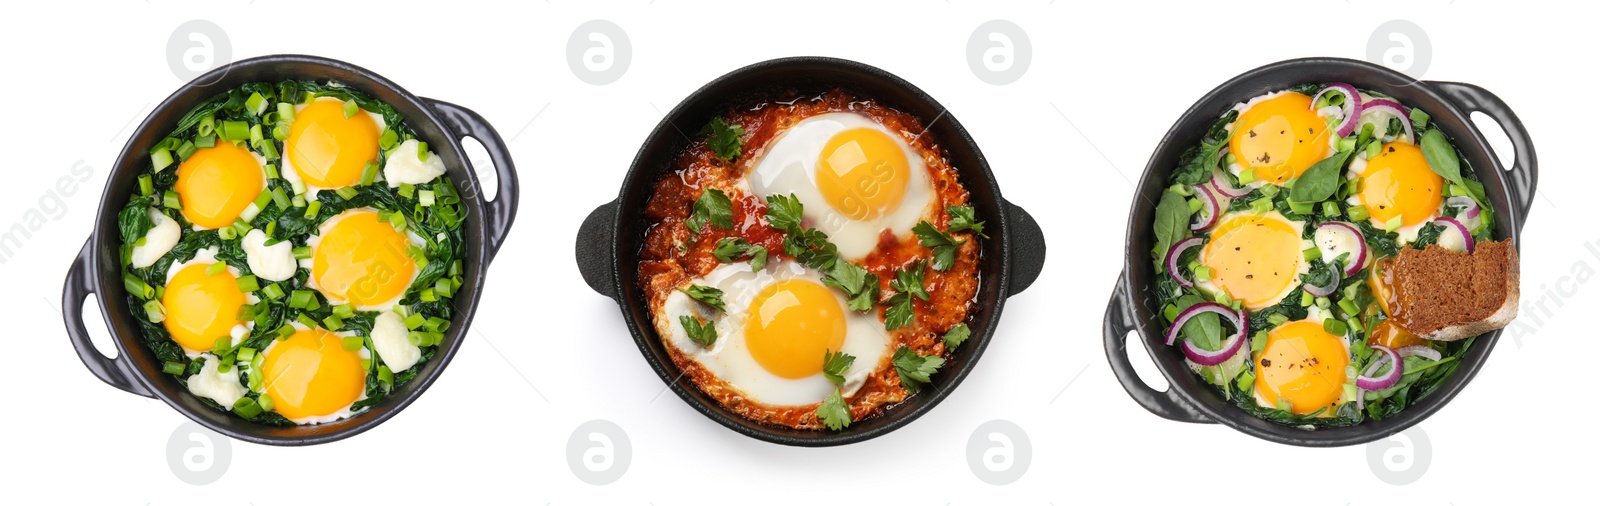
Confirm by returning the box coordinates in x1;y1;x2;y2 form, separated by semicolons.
1389;240;1520;341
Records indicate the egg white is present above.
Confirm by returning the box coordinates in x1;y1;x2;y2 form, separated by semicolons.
278;97;388;199
654;261;891;407
303;207;425;311
745;112;936;260
164;247;260;357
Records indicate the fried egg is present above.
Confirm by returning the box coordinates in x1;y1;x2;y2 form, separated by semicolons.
655;261;890;407
258;325;369;424
1227;92;1332;185
1253;318;1350;415
746;112;936;260
306;208;422;311
1347;142;1444;243
280;97;387;197
161;247;258;355
174;141;268;229
1198;210;1310;310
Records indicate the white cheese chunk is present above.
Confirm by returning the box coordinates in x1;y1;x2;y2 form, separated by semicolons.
130;209;180;268
383;139;447;187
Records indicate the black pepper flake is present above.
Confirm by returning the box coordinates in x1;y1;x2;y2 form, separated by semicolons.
1388;146;1396;153
1249;130;1257;138
1262;359;1272;367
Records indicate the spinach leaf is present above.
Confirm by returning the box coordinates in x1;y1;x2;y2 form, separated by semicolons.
1410;222;1446;249
1420;128;1463;186
1288;150;1353;204
1173;294;1221;351
117;197;155;243
1152;189;1192;273
1171;110;1238;185
1355;221;1401;258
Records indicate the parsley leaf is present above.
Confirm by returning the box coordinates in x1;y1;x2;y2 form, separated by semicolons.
912;221;965;271
700;117;745;161
884;293;915;331
946;205;987;238
764;193;804;232
679;285;725;311
785;228;841;271
942;323;971;351
685;188;733;234
679;315;717;347
892;345;945;393
891;260;929;301
822;349;855;386
713;237;768;271
817;388;850;430
822;261;879;312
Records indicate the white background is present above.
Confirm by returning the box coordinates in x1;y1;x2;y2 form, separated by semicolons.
2;1;1593;504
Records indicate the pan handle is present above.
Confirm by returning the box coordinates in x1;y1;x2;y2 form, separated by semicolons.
424;98;521;261
62;239;153;398
1004;199;1046;296
1103;270;1210;423
576;199;619;300
1428;81;1539;229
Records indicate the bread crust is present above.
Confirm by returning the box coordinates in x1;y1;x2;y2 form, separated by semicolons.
1392;241;1520;341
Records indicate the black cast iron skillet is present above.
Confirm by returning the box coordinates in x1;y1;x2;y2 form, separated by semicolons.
575;57;1047;446
61;55;520;446
1104;57;1537;447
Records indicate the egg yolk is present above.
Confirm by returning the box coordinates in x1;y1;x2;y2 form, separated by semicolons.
175;141;264;229
1367;319;1426;350
744;279;847;379
1203;214;1304;309
1255;320;1349;415
1360;142;1443;228
312;211;415;307
1229;93;1330;184
816;127;910;221
286;100;381;189
162;263;248;352
261;328;365;420
1368;257;1395;315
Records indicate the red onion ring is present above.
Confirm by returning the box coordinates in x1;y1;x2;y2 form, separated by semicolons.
1210;168;1252;198
1164;302;1244;346
1314;221;1368;277
1360;98;1415;143
1311;83;1362;137
1191;184;1222;231
1357;345;1404;391
1435;217;1476;254
1180;323;1248;366
1445;195;1480;220
1165;237;1205;290
1398;345;1442;362
1302;261;1343;297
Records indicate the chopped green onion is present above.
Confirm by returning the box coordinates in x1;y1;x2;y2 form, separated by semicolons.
197;115;216;137
194;135;216;148
1303;246;1322;261
1338;298;1360;317
1288;200;1314;215
249;124;264;147
419;189;435;206
291;194;306;208
1249;197;1272;214
304;200;322;219
271;187;291;210
232;397;262;419
1193;265;1213;281
207;261;228;276
342;99;360;118
237;347;256;362
341;335;364;350
1300;290;1314;307
335;186;359;200
176;140;198;161
404;312;426;330
1348;205;1371;223
333;304;355;319
1409;108;1430;129
1267;313;1289;326
259;140;280;161
1237;168;1256;185
1365;140;1381;160
276;324;295;340
264;221;276;238
1316;296;1332;309
257;393;274;412
434;278;453;298
360;161;380;186
416;141;429;161
388;211;406;232
262;283;285;300
425;317;450;333
236;275;259;293
150;147;174;172
449;260;462;277
246;92;269;116
277;102;296;122
399;183;415;199
1321;201;1339;217
323;314;345;331
138;175;154;196
218;226;236;240
264;163;280;179
1323;318;1348;337
162;361;185;375
253;189;274;210
407;331;427;346
1337;136;1357;152
288;290;315;309
292;246;311;260
420;288;437;302
1186;198;1203;214
1383;215;1404;232
379;129;398;150
143;300;166;323
213;336;232;354
296;313;319;329
221;120;250;141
